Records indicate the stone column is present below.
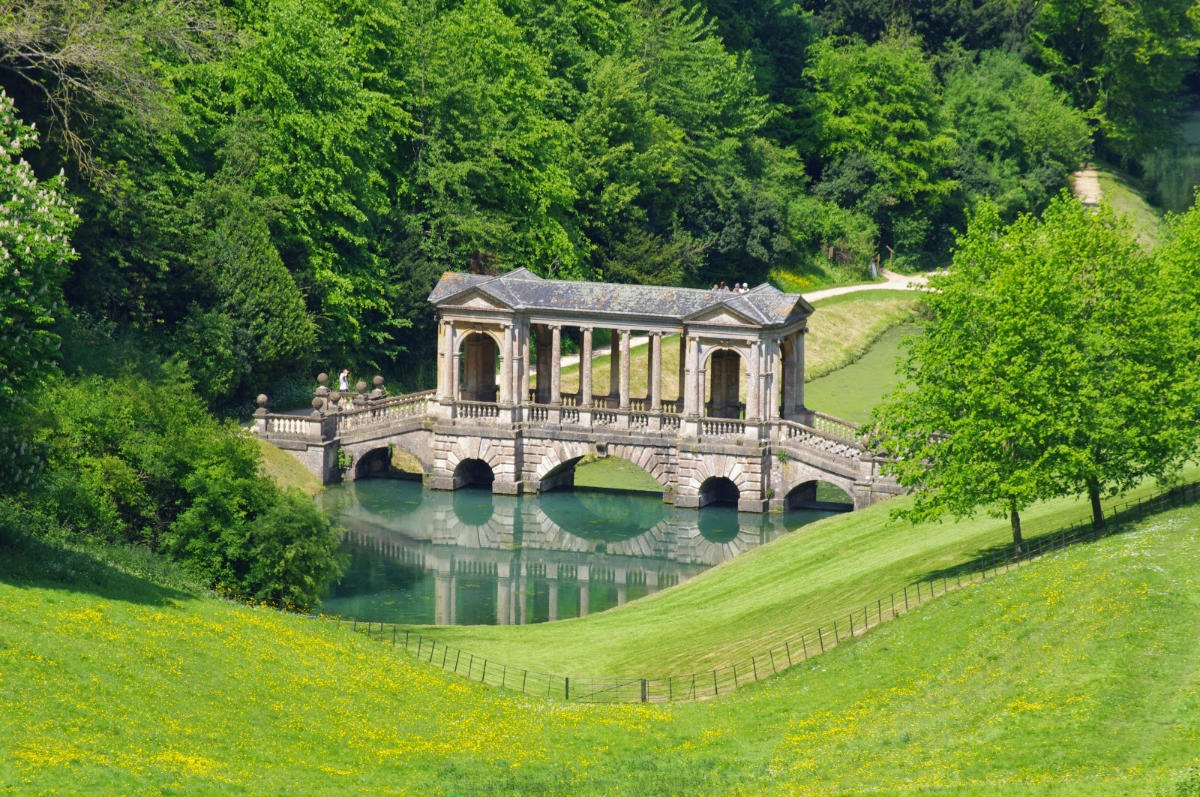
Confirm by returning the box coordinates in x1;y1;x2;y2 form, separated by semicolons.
618;329;631;410
649;332;662;411
609;329;621;402
434;554;454;625
580;327;593;407
450;329;462;403
677;334;686;405
439;320;456;401
682;335;701;417
616;568;628;606
499;324;513;404
746;341;760;422
550;324;562;404
519;321;531;409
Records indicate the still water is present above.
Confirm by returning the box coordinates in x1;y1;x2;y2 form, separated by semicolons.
319;479;837;626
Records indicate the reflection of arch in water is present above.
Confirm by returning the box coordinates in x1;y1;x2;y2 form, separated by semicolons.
783;480;854;511
536;489;664;542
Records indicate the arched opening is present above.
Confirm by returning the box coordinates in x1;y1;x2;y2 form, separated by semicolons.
697;476;740;508
459;332;499;402
453;458;495;489
704;348;746;419
785;480;853;511
354;447;392;480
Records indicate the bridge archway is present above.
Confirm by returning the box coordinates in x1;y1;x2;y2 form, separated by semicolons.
353;446;392;480
702;346;746;419
784;480;853;511
698;476;739;507
453;458;495;489
531;440;671;495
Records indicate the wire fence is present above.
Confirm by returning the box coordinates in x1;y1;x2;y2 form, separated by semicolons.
336;480;1200;704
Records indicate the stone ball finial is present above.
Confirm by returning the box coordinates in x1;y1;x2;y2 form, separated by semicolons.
256;394;268;408
311;397;323;410
331;391;342;404
317;372;329;386
373;375;384;388
356;380;368;394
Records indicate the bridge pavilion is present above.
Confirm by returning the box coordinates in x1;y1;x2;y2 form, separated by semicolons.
254;270;901;512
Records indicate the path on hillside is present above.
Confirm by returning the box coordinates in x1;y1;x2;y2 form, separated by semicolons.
552;270;928;369
1073;166;1102;206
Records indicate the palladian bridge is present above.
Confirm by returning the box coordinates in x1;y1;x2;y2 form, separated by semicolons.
254;269;902;512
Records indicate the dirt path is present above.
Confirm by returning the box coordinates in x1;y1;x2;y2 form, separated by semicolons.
1072;166;1102;207
801;269;929;303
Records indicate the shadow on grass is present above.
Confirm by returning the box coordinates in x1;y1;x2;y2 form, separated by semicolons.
0;528;193;607
916;482;1200;587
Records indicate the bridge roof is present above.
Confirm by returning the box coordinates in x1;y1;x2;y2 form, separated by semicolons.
428;269;813;327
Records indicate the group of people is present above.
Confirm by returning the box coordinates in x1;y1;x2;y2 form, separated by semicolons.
712;281;751;294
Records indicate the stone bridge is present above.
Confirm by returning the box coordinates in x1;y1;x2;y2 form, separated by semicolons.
254;269;903;512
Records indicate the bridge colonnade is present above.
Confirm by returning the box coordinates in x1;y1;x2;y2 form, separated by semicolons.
254;270;902;512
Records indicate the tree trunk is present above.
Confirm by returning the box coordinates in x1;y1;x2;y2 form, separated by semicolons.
1009;501;1023;556
1087;477;1105;530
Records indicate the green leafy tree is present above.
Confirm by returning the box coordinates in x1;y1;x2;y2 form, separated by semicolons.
873;196;1188;552
943;49;1091;218
39;372;343;609
1031;0;1200;159
0;90;77;492
808;33;958;259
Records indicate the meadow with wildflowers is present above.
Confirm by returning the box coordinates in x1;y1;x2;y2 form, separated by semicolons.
3;490;1199;794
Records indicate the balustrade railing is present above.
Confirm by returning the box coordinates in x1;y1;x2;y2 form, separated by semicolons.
809;411;863;442
260;414;313;436
456;401;500;419
338;390;434;432
774;419;864;461
701;418;746;437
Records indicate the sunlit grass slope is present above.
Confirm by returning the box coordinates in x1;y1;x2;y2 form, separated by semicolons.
1094;167;1163;249
3;505;1199;795
805;322;914;423
253;437;324;496
410;465;1200;677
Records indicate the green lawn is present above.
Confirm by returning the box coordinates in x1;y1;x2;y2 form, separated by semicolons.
1094;167;1163;249
805;323;914;423
408;464;1200;677
3;497;1199;795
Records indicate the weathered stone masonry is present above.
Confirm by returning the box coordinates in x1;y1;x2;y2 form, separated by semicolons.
255;270;902;512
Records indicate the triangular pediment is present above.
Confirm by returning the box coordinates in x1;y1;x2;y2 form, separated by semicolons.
442;286;514;311
684;302;758;326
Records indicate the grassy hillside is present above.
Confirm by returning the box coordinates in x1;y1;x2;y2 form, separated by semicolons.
805;322;914;423
1094;167;1164;249
3;499;1198;795
399;466;1199;678
253;438;325;496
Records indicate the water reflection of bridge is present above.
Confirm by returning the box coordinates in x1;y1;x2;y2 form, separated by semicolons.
329;484;808;625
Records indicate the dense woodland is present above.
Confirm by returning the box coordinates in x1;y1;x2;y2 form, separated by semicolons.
3;0;1200;605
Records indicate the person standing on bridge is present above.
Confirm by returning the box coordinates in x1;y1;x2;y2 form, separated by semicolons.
339;368;350;392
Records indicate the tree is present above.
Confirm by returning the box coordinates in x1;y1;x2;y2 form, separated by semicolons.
0;89;77;492
872;196;1188;552
943;49;1091;219
808;34;958;259
1031;0;1200;160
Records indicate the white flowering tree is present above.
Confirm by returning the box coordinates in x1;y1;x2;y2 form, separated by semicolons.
0;90;77;492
